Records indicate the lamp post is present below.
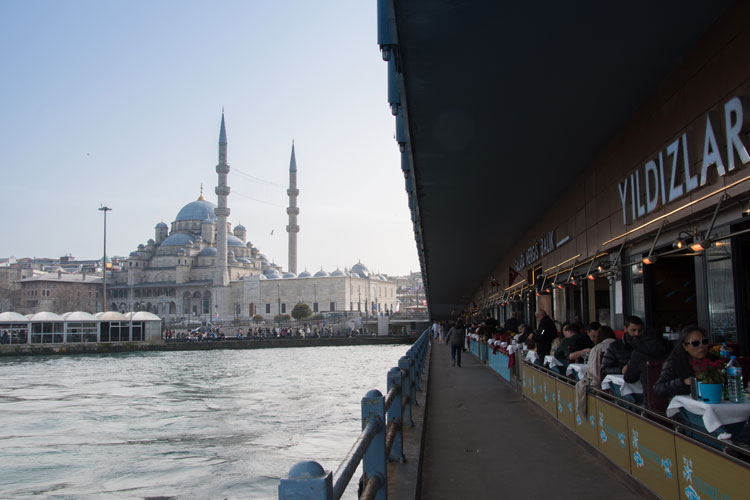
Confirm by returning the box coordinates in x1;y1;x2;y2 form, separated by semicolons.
277;283;281;329
99;205;112;312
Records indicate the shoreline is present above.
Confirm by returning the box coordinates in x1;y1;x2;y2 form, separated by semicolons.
0;335;416;357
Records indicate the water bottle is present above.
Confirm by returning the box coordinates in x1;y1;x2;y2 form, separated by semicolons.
727;356;744;403
720;342;731;358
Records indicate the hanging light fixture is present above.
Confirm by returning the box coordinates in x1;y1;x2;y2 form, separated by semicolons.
642;219;666;265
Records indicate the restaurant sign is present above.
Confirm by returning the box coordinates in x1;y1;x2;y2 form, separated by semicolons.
513;231;555;272
618;96;750;226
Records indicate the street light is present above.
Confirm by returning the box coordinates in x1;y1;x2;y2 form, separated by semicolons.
277;283;281;329
99;205;112;312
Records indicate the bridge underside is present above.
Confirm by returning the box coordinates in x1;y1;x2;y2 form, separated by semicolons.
392;1;734;319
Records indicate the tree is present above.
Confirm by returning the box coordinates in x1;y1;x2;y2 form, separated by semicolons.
291;303;311;321
252;314;264;324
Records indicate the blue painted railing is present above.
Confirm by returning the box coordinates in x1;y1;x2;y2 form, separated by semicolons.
279;329;430;500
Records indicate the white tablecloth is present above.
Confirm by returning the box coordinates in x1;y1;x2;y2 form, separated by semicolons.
525;350;539;363
666;395;750;433
601;374;643;396
566;363;587;379
544;355;564;368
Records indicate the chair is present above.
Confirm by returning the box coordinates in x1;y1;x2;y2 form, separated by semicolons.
646;360;668;413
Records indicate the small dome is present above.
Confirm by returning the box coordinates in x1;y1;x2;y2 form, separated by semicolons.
314;269;329;278
176;199;217;222
95;311;128;321
0;311;28;322
161;233;195;247
130;311;161;321
155;222;168;229
351;262;370;278
298;270;312;278
264;269;281;279
63;311;98;321
30;311;65;322
259;274;267;280
283;272;297;279
234;224;246;231
198;247;217;257
246;242;253;248
331;268;345;277
227;235;245;247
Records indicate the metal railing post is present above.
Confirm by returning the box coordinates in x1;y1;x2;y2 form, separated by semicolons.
398;356;414;426
278;461;333;500
387;367;405;462
362;389;387;500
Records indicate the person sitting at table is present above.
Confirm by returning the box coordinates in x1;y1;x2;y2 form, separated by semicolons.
623;326;672;407
601;315;644;376
575;325;617;414
516;323;531;345
653;325;710;400
527;309;557;357
568;321;600;363
554;323;594;367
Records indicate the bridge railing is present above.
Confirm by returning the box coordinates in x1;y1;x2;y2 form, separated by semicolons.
279;329;430;500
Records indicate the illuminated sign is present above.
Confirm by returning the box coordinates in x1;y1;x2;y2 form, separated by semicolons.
513;231;556;272
618;96;750;225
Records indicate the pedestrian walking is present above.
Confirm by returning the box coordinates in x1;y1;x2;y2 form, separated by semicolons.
445;319;466;367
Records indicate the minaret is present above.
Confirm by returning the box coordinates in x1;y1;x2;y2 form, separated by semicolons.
214;112;230;286
286;142;299;274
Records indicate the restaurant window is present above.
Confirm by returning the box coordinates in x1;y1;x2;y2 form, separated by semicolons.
706;241;737;342
629;263;645;320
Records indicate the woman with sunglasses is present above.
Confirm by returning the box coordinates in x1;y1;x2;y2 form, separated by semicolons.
653;325;711;400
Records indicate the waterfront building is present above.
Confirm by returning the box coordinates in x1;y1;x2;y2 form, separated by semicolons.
107;113;397;323
17;271;102;314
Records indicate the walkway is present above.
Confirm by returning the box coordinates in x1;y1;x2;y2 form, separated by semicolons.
419;343;643;499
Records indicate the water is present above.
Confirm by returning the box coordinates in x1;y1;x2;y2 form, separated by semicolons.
0;345;407;499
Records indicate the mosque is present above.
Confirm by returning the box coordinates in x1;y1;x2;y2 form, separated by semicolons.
108;114;397;323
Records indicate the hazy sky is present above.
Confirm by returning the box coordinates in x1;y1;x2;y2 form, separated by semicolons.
0;0;419;276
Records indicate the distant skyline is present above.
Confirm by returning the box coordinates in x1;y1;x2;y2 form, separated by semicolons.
0;1;419;276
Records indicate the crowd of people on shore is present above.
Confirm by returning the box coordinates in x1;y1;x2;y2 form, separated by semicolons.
164;324;377;342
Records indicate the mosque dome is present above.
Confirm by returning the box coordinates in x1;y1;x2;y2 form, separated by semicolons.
298;270;312;278
155;222;168;229
175;199;217;222
283;272;297;279
314;269;329;278
331;268;345;277
234;224;246;231
198;247;217;257
227;235;245;247
161;233;195;247
351;262;370;278
264;268;281;279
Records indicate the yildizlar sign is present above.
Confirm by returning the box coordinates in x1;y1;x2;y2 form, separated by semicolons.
618;96;750;226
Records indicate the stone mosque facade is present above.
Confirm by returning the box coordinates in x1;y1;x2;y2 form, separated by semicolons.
108;114;396;323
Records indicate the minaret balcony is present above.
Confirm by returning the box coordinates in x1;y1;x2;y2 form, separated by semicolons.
215;186;230;196
286;207;299;216
287;188;299;196
286;225;299;233
216;164;230;174
215;207;231;217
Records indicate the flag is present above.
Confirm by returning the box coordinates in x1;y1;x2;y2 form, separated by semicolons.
509;266;519;285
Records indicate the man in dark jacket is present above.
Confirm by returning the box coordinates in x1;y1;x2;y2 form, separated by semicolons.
531;309;557;357
601;316;644;376
554;323;594;367
623;327;672;406
503;312;519;334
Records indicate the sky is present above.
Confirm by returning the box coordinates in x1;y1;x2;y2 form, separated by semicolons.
0;0;419;276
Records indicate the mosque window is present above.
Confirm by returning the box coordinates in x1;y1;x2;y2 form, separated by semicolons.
281;304;286;314
330;302;335;311
266;304;270;313
313;302;318;312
